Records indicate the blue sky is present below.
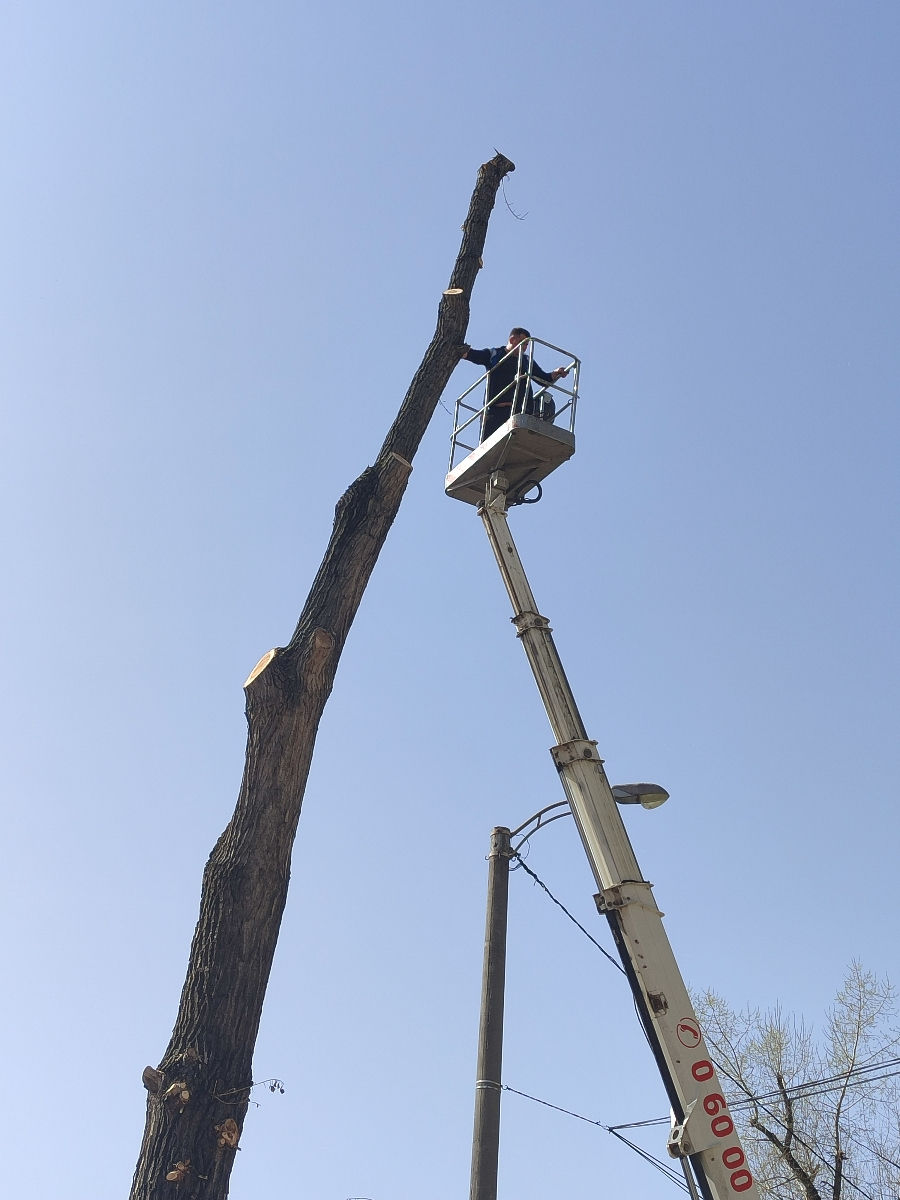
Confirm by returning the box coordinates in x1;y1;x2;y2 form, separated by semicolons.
2;3;898;1198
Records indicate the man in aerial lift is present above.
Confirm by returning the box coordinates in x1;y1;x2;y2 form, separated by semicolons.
460;328;570;441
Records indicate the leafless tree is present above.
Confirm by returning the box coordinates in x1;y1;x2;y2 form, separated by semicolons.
130;151;515;1200
695;962;900;1200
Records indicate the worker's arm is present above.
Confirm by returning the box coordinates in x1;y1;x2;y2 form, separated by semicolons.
460;345;493;368
532;359;570;385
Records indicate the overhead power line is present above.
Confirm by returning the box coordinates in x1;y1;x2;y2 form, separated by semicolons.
511;853;625;973
512;854;896;1200
501;1084;690;1193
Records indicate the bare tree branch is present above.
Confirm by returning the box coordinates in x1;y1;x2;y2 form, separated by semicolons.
751;1111;822;1200
695;968;900;1200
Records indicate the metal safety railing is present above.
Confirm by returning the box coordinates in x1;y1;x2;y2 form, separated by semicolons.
448;336;581;474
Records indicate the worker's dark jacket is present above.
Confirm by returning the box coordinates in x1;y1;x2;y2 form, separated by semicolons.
465;345;554;439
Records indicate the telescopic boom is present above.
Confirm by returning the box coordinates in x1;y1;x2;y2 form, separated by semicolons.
477;471;759;1200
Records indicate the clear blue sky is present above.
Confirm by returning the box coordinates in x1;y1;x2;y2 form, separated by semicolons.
2;3;898;1198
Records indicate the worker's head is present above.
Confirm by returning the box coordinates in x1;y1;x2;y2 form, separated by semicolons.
507;327;530;349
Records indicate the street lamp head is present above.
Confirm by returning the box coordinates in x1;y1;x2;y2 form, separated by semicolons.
612;783;669;810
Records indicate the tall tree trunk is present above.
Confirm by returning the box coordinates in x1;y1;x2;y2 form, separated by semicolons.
131;151;515;1200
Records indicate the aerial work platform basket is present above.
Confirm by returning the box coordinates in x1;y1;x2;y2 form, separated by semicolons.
444;335;581;506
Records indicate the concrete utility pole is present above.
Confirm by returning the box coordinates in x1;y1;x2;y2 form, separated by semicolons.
469;826;512;1200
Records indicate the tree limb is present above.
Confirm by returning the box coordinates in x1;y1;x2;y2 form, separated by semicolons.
130;150;515;1200
750;1114;822;1200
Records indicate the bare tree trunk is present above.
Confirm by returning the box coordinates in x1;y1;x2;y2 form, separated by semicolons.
130;151;515;1200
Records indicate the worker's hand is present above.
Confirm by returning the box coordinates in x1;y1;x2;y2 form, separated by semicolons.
551;366;569;381
458;343;471;358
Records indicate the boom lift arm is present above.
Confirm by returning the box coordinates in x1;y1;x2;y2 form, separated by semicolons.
478;473;759;1200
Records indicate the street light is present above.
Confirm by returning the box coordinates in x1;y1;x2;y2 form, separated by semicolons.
611;783;669;810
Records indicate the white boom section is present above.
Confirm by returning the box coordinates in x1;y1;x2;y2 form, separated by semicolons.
479;476;759;1200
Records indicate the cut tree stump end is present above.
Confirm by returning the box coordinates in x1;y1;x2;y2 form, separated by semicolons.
244;649;277;688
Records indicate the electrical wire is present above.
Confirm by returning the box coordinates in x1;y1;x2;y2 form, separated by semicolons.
607;1063;900;1199
511;852;625;974
614;1060;900;1123
734;1065;900;1110
505;1074;891;1200
710;1061;880;1200
500;1084;690;1193
513;850;895;1200
725;1057;900;1110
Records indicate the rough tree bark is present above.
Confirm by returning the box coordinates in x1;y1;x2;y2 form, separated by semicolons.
131;151;515;1200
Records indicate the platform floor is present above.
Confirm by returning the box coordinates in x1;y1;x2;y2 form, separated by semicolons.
444;414;576;506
